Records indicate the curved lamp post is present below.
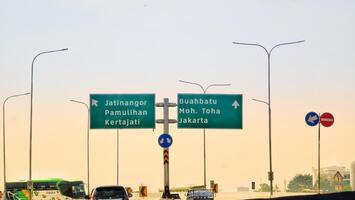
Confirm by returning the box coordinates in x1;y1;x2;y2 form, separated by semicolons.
69;100;90;192
233;41;304;196
3;92;30;192
178;80;231;188
29;48;68;200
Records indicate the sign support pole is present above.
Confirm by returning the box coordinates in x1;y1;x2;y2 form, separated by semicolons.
318;116;321;194
305;111;334;195
116;129;120;185
203;128;206;188
163;98;170;197
156;98;177;199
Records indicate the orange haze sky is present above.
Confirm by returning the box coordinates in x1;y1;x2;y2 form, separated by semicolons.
1;0;355;192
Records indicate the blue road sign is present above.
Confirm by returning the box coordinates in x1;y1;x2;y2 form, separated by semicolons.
305;112;319;126
158;133;173;148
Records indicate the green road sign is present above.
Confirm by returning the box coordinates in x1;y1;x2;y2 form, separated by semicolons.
177;94;242;129
90;94;155;129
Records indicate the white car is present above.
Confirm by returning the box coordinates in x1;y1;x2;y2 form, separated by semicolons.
90;186;131;200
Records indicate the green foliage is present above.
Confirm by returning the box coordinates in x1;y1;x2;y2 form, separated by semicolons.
170;187;190;192
158;186;205;192
287;174;313;192
258;183;270;192
319;175;335;192
343;185;352;191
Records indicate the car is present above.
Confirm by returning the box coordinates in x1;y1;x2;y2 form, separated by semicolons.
90;185;131;200
186;189;214;200
170;193;181;200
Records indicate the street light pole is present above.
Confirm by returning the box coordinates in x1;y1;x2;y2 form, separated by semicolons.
178;80;231;188
3;92;30;192
29;48;68;200
252;99;269;106
233;40;304;196
69;100;90;192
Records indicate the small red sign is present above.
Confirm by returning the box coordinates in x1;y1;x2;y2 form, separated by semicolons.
320;112;334;127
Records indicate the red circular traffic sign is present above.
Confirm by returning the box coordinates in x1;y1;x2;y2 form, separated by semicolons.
320;112;334;127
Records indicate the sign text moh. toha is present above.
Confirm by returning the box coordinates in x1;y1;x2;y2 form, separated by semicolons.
177;94;243;129
90;94;155;129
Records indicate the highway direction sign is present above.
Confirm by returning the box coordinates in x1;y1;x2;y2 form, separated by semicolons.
90;94;155;129
177;94;243;129
320;112;334;127
158;133;173;148
305;112;319;126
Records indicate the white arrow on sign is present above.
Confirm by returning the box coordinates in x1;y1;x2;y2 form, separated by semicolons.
308;115;318;123
92;99;99;107
232;100;240;109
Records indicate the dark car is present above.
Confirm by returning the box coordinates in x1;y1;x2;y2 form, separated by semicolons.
90;186;131;200
186;189;214;200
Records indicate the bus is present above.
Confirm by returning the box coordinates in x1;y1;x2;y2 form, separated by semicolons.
5;178;87;200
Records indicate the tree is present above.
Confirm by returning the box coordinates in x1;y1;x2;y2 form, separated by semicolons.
319;175;335;192
259;183;270;192
287;174;313;192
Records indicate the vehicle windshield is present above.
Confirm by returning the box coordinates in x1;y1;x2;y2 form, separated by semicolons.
94;187;127;199
58;181;86;199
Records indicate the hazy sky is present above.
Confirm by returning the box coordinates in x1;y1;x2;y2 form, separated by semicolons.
1;0;355;192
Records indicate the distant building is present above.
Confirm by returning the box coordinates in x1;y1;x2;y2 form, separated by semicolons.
334;171;344;191
351;162;355;191
312;165;350;189
237;186;249;192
